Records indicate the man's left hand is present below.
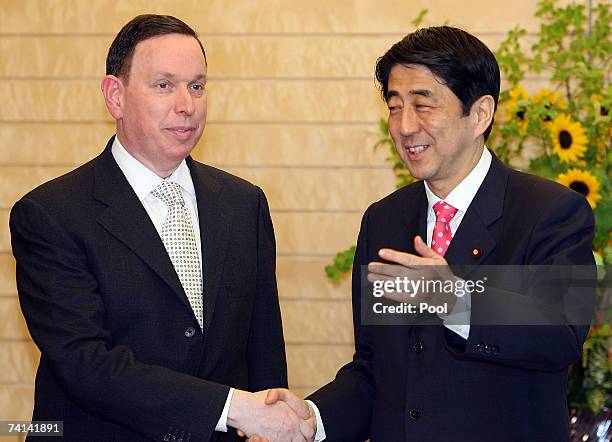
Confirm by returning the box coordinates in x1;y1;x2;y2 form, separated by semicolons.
367;235;459;310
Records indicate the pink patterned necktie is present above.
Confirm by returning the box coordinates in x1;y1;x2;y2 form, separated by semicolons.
431;201;458;256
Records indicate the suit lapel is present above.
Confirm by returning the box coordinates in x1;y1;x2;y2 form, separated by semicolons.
388;183;428;255
376;185;428;329
93;139;192;311
444;153;508;278
92;140;231;336
186;158;231;338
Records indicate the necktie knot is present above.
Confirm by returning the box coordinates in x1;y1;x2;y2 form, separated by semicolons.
431;201;458;256
433;201;458;224
151;181;185;208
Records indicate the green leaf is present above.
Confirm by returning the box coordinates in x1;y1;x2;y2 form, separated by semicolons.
325;246;356;283
604;245;612;266
378;118;389;135
411;9;428;28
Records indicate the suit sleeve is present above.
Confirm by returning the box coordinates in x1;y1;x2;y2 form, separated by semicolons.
306;208;374;441
10;197;230;442
446;190;596;371
246;187;288;390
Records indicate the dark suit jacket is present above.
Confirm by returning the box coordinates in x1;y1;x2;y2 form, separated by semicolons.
308;152;595;441
10;137;288;442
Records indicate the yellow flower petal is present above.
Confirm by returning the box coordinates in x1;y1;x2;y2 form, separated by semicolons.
557;169;601;209
549;114;588;163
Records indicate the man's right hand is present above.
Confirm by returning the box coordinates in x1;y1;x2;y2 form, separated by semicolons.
240;389;317;442
227;389;314;442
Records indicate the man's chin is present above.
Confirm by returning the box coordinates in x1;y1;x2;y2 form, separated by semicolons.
171;143;197;158
164;133;200;151
403;165;430;182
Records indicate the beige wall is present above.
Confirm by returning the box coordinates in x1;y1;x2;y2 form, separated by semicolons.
0;0;564;435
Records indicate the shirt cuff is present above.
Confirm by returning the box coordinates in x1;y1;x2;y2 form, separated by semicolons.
214;388;235;432
439;282;471;340
305;400;327;441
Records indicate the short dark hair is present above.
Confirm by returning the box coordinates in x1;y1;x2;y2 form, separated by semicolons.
375;26;500;141
106;14;206;82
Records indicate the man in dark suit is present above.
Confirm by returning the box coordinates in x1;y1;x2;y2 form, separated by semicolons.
258;26;595;441
10;14;313;442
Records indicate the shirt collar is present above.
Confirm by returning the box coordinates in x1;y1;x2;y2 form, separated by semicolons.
111;136;196;202
424;147;492;215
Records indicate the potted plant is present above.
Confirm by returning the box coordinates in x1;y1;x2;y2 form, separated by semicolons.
325;2;610;438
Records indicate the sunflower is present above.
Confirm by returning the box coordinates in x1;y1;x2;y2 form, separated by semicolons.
501;86;529;131
533;88;567;122
557;169;602;208
549;114;588;163
590;94;609;117
533;88;567;108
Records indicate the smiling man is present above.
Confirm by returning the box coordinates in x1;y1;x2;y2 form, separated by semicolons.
10;14;312;442
260;26;595;442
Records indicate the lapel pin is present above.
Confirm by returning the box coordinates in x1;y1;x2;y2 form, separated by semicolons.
471;247;482;258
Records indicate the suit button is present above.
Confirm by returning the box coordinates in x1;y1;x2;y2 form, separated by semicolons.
413;341;424;354
476;343;485;352
484;344;492;354
409;409;421;420
492;345;499;355
184;327;196;338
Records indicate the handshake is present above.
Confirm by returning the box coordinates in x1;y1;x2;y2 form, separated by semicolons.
228;388;317;442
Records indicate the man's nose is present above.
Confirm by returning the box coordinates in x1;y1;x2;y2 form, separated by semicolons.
400;107;420;136
174;86;195;115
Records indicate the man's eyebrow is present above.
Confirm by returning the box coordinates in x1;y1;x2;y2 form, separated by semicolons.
409;89;433;97
385;89;434;101
154;72;206;82
155;72;177;79
385;90;400;101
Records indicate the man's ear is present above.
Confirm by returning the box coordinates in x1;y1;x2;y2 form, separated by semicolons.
101;75;125;120
470;95;495;139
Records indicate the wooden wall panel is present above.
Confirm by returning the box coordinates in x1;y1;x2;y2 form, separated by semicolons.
0;0;573;423
1;0;547;34
0;123;388;166
1;35;534;79
0;80;389;122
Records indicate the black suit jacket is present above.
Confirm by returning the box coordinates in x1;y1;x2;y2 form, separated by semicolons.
10;137;287;442
308;152;595;441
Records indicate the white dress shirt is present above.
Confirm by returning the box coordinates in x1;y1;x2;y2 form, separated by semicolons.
309;147;492;441
111;136;234;433
425;146;492;340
